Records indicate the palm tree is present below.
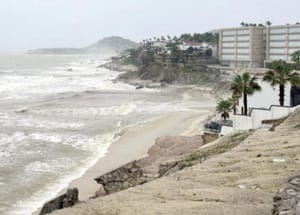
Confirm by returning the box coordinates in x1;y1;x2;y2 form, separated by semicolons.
266;21;272;26
291;50;300;64
231;72;261;115
263;60;300;106
228;94;240;114
216;99;232;121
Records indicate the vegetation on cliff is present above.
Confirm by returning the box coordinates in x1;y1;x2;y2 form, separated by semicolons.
109;32;225;86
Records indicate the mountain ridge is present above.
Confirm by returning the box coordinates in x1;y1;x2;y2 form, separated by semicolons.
28;36;138;55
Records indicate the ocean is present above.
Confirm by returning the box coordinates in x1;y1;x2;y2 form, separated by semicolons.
0;54;214;215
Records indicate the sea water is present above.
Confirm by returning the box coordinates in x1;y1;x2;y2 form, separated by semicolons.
0;54;213;215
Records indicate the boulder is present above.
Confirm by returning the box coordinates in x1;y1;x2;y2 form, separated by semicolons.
39;188;79;215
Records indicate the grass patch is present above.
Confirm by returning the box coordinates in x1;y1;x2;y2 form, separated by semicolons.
159;132;251;177
185;132;251;163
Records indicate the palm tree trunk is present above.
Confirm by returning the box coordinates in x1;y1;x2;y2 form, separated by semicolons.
279;84;285;106
243;91;248;115
223;112;227;121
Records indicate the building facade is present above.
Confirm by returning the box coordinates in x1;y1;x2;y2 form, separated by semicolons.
219;24;300;68
219;27;265;68
266;25;300;63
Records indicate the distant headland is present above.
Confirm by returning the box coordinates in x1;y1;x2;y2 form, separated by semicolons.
27;36;138;55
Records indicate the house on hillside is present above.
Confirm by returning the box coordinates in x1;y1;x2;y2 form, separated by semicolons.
178;42;214;51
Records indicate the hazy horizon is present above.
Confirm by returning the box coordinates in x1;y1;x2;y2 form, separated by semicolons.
1;0;300;53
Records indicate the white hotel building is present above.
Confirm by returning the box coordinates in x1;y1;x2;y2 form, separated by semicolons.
266;25;300;63
219;24;300;68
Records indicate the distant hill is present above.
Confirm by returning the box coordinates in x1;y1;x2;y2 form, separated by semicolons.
28;36;138;55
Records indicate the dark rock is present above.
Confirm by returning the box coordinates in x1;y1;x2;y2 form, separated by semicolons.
272;175;300;215
39;188;79;215
94;161;146;194
135;85;144;89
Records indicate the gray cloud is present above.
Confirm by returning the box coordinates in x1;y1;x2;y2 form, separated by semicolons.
0;0;299;52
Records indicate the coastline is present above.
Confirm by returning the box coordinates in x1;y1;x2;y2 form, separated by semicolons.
33;61;221;214
59;110;213;201
33;97;215;214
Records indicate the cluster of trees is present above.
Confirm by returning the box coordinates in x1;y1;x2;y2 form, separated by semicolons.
240;21;272;27
140;32;219;45
217;51;300;120
179;33;219;44
240;21;300;28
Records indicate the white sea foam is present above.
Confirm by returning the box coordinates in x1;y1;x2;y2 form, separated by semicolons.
7;130;119;215
0;55;204;215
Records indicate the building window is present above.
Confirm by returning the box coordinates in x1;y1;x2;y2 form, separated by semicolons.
222;54;236;60
269;55;287;61
288;34;300;40
236;55;250;60
222;49;235;54
223;30;236;36
237;29;250;35
288;48;300;54
270;35;286;40
237;36;250;41
270;41;286;47
270;28;288;34
222;36;235;42
289;27;300;33
237;48;250;54
289;41;300;47
237;42;250;47
270;48;286;54
223;43;235;48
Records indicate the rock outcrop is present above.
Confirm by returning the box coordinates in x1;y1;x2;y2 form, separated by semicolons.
39;188;79;215
94;161;147;194
272;175;300;215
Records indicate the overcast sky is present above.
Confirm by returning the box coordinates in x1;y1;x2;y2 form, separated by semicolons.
0;0;299;53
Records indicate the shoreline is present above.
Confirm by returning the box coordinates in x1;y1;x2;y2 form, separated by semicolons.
33;61;219;214
33;105;214;214
60;110;212;200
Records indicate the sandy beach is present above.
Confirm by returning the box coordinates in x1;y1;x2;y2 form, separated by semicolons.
34;110;214;215
58;109;213;202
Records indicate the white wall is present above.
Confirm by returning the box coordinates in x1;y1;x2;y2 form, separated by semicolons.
220;126;234;136
239;80;291;109
233;106;297;130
